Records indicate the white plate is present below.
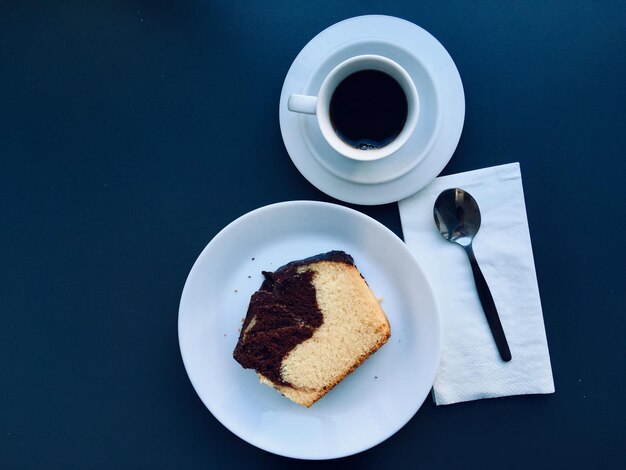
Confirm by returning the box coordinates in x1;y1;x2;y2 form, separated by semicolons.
279;15;465;205
178;201;440;459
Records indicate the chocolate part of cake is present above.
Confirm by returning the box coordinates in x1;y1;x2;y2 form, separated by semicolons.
233;251;353;385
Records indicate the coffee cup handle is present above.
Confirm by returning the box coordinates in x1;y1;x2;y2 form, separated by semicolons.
288;94;318;115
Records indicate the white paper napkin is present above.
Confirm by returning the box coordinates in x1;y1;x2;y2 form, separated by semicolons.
398;163;555;405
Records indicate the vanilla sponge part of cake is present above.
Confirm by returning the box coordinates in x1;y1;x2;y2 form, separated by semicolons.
233;251;391;407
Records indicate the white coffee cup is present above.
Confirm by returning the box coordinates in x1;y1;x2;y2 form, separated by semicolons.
288;55;419;162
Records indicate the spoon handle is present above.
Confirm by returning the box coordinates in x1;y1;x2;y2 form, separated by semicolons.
465;245;512;362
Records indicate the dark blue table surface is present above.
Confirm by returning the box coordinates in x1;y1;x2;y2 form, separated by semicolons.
2;1;625;468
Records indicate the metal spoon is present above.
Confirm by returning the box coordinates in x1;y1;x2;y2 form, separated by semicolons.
433;188;512;362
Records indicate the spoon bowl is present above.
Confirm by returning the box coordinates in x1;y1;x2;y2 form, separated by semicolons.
434;188;481;246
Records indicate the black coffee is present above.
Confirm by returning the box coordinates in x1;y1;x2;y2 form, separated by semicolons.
329;69;408;151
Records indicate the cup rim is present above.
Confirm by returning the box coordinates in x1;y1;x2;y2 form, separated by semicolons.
316;54;419;162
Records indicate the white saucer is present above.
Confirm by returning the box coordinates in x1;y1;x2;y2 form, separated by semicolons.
178;201;441;459
279;15;465;205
